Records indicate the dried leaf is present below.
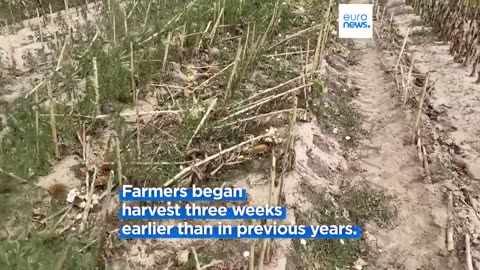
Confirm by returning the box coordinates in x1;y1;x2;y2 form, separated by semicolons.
251;144;269;154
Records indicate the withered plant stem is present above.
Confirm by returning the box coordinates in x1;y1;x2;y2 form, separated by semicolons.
36;9;44;50
404;56;415;107
225;38;243;99
249;242;255;270
278;96;297;206
47;81;59;158
447;191;454;251
162;32;172;73
412;73;428;141
131;42;141;158
164;132;272;186
226;83;312;122
115;136;122;186
186;98;217;149
35;88;40;158
209;7;224;45
193;62;234;93
467;234;474;270
93;57;100;115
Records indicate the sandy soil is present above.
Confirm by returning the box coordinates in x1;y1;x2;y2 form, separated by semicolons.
341;0;480;268
349;34;451;269
0;3;100;103
388;0;480;182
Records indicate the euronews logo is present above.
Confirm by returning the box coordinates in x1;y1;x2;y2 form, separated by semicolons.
343;14;371;29
339;4;373;39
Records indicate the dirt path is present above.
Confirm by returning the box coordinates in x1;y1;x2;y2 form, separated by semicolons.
346;1;454;268
350;38;450;270
387;0;480;182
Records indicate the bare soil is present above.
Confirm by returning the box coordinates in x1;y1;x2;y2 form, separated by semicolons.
349;25;451;269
